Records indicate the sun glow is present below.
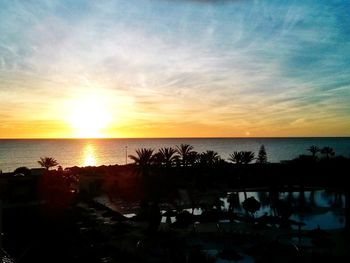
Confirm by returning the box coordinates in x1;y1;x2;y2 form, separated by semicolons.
69;94;112;138
83;144;97;166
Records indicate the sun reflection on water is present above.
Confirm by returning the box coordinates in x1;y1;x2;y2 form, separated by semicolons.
83;144;97;166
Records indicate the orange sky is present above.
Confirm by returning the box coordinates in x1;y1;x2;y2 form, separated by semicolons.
1;0;350;138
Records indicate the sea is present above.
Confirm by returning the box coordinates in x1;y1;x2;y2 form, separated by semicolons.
1;137;350;172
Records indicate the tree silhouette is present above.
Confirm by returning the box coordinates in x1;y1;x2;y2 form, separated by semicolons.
242;151;255;164
187;151;199;166
176;144;195;166
38;157;58;170
242;196;261;217
228;151;243;164
199;150;221;166
128;148;154;176
320;146;335;159
307;145;320;158
256;145;267;164
128;148;154;166
154;147;177;167
229;151;254;164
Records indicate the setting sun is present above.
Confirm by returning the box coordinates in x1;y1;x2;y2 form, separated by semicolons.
69;94;111;138
1;0;350;140
0;1;349;259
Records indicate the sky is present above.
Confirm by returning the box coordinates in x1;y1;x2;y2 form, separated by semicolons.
0;0;350;138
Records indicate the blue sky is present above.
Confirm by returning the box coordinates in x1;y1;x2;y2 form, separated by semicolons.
0;0;350;137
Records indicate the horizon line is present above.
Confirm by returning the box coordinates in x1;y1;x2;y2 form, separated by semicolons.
1;136;350;140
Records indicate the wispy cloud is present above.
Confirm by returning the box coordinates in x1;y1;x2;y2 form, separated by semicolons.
0;0;349;137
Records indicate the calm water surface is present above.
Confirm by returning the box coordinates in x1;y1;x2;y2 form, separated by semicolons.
230;190;345;230
96;190;344;230
1;138;350;172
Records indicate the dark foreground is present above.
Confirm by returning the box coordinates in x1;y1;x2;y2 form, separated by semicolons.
1;157;350;262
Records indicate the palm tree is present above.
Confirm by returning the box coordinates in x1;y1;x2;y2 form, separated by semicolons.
128;148;154;166
200;150;221;166
228;151;243;164
228;151;254;164
307;145;320;158
38;157;58;170
155;147;178;167
320;146;335;159
242;151;255;164
175;144;195;166
128;148;154;177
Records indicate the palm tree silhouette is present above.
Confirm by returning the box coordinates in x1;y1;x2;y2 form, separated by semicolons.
320;146;335;159
188;151;199;166
229;151;254;164
228;151;243;164
307;145;320;158
200;150;221;166
175;144;195;166
128;148;154;166
155;147;177;167
38;157;58;170
242;151;255;164
128;148;154;176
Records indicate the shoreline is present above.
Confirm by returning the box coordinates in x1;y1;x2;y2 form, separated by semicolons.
2;137;350;173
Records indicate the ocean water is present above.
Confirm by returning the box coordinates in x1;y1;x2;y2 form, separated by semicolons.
0;138;350;172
